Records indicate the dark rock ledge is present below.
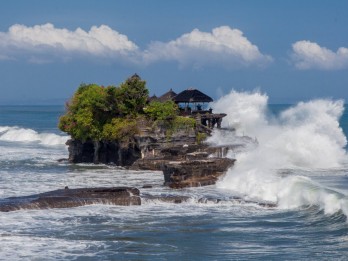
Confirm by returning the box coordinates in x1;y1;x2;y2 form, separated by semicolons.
0;187;141;212
162;158;235;188
0;186;276;212
65;122;244;189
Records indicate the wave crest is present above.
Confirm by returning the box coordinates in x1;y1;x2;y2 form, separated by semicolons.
0;126;69;146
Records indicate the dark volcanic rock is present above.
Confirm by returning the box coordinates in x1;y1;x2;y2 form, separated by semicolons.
64;124;239;189
142;194;191;204
67;139;141;165
162;158;235;188
65;120;200;165
130;159;168;171
0;187;141;212
0;186;277;212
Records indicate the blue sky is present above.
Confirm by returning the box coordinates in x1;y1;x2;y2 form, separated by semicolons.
0;0;347;104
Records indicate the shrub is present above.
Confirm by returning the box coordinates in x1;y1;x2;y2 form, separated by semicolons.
172;116;196;130
196;132;208;144
102;118;138;143
144;101;178;121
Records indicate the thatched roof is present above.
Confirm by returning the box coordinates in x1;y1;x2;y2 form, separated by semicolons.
148;95;159;102
174;88;213;103
158;88;177;102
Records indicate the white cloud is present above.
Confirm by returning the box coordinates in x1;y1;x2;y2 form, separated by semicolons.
143;26;272;68
292;40;348;70
0;24;272;69
0;23;139;61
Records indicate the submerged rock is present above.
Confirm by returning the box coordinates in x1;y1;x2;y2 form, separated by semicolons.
0;187;141;212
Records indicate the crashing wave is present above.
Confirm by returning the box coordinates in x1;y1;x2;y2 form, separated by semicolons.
0;126;69;146
210;90;348;218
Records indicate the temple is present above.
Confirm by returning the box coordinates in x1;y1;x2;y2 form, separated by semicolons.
156;88;226;129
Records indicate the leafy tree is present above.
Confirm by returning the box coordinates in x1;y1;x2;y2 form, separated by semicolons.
59;83;109;141
118;74;149;116
59;74;200;148
58;75;150;142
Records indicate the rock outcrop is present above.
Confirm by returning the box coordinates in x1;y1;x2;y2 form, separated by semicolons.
66;120;198;165
0;187;140;212
67;139;141;165
162;158;235;188
65;120;241;188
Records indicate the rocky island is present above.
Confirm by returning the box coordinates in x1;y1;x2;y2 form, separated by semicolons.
59;74;235;188
0;74;245;212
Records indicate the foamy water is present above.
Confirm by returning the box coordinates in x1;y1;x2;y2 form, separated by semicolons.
209;90;348;217
1;104;348;260
0;126;68;146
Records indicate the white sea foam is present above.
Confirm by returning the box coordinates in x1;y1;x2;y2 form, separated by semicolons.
0;126;69;146
211;90;348;216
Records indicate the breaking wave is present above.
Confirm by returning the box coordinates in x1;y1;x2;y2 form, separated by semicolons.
0;126;69;146
209;90;348;217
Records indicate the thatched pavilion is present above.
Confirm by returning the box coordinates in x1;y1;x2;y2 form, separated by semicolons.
173;88;213;111
157;87;226;129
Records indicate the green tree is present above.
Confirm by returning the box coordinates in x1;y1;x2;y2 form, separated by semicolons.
58;75;151;142
118;74;149;116
58;83;109;141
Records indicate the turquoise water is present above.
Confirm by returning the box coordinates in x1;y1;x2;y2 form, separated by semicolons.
1;102;348;260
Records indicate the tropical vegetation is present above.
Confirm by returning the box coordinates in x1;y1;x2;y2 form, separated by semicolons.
58;74;196;143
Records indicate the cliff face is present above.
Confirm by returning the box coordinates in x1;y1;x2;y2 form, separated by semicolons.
66;123;198;165
67;139;141;165
65;122;238;189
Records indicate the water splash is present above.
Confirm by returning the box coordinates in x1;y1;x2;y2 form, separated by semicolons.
210;90;348;216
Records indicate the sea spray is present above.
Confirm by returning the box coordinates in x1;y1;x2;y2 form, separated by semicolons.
210;90;269;137
209;90;348;216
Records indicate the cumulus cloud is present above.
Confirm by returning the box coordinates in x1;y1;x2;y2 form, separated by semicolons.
0;24;272;69
0;23;139;62
143;26;272;68
292;40;348;70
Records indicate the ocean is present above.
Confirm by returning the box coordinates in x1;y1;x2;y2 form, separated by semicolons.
1;91;348;260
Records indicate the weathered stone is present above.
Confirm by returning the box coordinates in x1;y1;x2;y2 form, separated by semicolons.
130;159;168;171
65;117;204;165
67;139;141;165
0;186;277;212
129;143;210;170
64;124;239;189
162;158;235;188
0;187;141;212
142;194;191;204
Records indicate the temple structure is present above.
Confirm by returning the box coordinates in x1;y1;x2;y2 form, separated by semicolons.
156;88;226;129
